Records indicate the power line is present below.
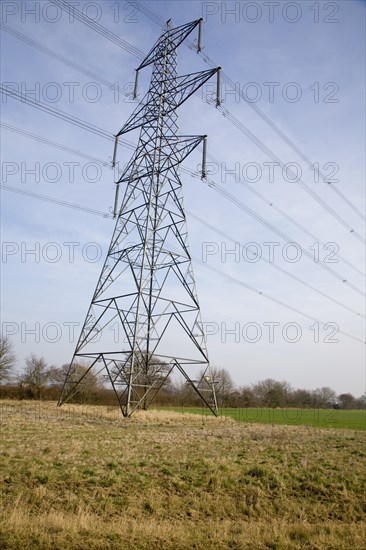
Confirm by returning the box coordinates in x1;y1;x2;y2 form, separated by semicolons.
1;183;113;218
0;23;131;99
1;122;111;166
132;1;165;27
0;87;146;161
2;183;364;345
0;84;113;141
133;0;365;222
206;152;365;278
49;0;144;60
210;100;365;245
1;87;137;155
189;211;364;319
207;61;366;222
202;176;365;296
197;261;365;345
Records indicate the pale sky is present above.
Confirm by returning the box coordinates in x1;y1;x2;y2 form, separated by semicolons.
1;0;365;396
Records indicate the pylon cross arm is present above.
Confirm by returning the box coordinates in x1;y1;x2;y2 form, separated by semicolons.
117;135;206;184
117;68;218;137
137;19;202;71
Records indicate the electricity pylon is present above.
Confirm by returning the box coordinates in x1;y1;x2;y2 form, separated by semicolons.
58;18;221;417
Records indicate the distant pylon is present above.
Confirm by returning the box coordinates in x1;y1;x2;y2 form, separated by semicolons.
58;18;221;417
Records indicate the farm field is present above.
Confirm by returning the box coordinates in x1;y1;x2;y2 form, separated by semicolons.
163;407;366;430
0;400;365;549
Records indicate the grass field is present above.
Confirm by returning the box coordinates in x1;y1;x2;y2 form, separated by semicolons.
1;400;365;549
163;407;366;430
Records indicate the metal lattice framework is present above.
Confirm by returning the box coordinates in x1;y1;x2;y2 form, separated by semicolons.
58;19;221;417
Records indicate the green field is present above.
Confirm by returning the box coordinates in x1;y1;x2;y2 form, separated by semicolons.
1;400;366;549
163;407;366;430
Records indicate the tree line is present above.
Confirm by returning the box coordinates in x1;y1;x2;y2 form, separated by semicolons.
0;336;365;409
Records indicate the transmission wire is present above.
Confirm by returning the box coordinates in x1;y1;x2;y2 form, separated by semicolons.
134;0;365;222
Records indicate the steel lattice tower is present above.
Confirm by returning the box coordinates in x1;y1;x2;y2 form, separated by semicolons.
58;19;221;417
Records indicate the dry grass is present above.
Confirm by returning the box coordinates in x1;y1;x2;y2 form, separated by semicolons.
0;399;231;424
1;400;365;549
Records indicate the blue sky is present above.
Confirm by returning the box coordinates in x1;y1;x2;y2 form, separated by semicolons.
1;0;365;395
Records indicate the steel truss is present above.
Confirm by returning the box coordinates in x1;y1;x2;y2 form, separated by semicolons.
58;18;220;417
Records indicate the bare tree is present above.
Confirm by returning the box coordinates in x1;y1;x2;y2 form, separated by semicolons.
338;393;356;410
20;355;51;399
290;388;313;408
252;379;292;407
239;385;256;407
313;387;337;408
355;394;366;409
0;335;16;383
